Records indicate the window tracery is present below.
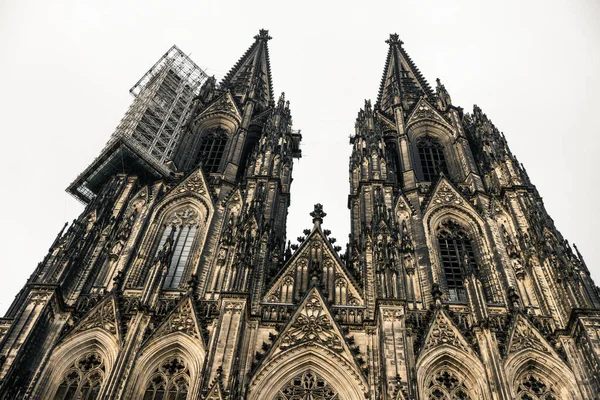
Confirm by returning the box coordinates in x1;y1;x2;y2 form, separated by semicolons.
417;136;448;182
436;220;477;303
426;370;472;400
195;127;228;173
274;370;338;400
143;357;190;400
53;353;105;400
157;207;199;289
515;374;557;400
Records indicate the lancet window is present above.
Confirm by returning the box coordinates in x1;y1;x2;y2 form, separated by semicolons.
274;370;338;400
156;207;199;289
384;139;402;185
53;353;105;400
417;136;448;182
195;127;228;173
437;220;477;303
426;370;472;400
143;357;190;400
515;374;557;400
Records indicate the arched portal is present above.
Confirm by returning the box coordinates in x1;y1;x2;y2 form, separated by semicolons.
247;344;367;400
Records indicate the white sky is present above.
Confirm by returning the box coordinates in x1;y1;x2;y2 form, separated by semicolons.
0;0;598;314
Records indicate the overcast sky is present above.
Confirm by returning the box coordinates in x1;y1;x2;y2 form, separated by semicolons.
0;0;598;314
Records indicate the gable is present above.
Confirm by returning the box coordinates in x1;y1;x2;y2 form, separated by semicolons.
259;287;365;376
144;296;205;347
506;313;556;357
421;308;474;356
197;91;242;125
406;98;453;131
264;226;364;306
422;176;476;215
71;294;120;341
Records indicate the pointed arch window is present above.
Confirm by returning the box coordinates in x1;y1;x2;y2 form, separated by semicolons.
426;369;473;399
195;127;228;173
515;374;558;400
384;139;402;185
437;220;477;303
156;207;199;289
417;136;448;182
53;353;105;400
143;357;190;400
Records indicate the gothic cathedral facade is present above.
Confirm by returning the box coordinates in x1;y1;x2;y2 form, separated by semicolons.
1;31;599;400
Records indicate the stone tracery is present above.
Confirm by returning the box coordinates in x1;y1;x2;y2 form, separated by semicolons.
274;370;338;400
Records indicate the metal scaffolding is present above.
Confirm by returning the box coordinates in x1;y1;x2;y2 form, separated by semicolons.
68;46;209;203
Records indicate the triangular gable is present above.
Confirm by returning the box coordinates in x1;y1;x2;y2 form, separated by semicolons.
172;166;211;200
71;294;120;341
421;308;474;356
145;295;205;347
395;191;415;216
422;175;475;214
263;226;364;306
198;91;242;125
261;287;363;371
405;98;453;131
506;313;556;357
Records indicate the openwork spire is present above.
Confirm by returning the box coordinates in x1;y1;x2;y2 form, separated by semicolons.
220;29;274;107
376;34;434;114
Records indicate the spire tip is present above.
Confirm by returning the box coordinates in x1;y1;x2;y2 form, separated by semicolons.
386;33;403;46
254;29;272;41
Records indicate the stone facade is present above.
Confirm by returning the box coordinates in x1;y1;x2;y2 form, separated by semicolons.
1;31;599;399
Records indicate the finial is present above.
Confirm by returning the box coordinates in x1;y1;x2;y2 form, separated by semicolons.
254;29;272;41
386;33;403;46
310;203;327;225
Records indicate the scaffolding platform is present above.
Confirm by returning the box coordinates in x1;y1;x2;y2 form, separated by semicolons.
67;45;209;203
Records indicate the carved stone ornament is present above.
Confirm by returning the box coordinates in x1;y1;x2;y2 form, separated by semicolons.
433;182;463;206
179;170;207;195
280;294;343;352
423;311;470;354
73;297;117;335
274;370;338;400
153;298;200;340
508;316;549;355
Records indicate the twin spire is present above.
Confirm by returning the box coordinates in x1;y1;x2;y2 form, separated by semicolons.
223;30;438;117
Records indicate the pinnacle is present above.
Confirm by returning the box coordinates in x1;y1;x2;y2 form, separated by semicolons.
385;33;403;46
254;29;272;41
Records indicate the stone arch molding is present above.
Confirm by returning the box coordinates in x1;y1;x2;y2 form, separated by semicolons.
417;344;491;400
124;332;206;400
247;344;368;400
32;328;119;399
505;349;582;399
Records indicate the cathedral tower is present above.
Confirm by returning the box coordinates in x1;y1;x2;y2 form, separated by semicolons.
1;31;599;400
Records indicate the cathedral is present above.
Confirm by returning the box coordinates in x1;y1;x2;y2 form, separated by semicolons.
1;29;599;399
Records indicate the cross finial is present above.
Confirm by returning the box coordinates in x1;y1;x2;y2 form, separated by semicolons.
386;33;403;46
254;29;272;41
310;203;327;224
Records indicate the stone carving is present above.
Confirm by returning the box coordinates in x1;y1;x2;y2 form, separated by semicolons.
508;316;549;355
179;170;208;195
153;298;200;340
433;182;463;206
275;370;338;400
423;311;470;354
280;294;342;352
73;297;117;336
426;369;472;400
